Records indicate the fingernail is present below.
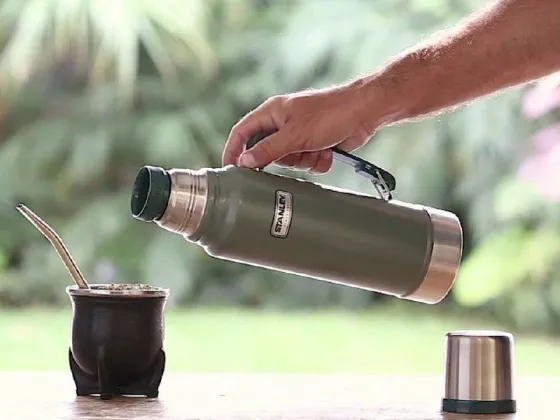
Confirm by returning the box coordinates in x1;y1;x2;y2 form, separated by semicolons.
239;152;257;168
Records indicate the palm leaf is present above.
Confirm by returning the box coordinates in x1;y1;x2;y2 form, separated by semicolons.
0;0;219;100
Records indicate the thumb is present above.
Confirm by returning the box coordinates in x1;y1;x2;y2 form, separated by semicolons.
238;130;296;168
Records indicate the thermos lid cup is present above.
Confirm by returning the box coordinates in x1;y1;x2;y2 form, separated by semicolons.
442;330;516;414
131;166;172;222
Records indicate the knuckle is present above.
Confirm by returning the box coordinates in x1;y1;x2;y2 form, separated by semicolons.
311;151;322;167
283;96;298;113
264;95;286;108
295;153;307;168
228;120;244;136
300;152;315;169
280;155;296;167
315;151;332;173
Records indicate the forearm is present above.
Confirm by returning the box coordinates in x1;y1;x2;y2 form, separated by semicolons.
359;0;560;128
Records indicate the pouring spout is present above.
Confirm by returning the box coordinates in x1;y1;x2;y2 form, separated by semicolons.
16;203;90;289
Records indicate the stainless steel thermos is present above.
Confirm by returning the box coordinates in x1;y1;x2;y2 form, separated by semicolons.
130;134;463;304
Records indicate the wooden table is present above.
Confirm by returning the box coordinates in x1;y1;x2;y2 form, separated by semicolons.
0;372;555;419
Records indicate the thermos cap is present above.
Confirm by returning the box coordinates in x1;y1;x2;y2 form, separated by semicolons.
131;166;172;222
442;330;516;415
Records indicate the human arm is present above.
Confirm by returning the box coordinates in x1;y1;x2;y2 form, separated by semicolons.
223;0;560;173
362;0;560;128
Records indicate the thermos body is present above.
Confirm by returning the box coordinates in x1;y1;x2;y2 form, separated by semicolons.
131;165;463;304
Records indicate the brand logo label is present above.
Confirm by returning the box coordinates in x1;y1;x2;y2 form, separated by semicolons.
270;190;293;238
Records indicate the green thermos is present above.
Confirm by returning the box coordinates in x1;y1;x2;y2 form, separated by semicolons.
130;134;463;304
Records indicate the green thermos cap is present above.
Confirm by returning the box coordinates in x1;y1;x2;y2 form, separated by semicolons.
130;166;171;222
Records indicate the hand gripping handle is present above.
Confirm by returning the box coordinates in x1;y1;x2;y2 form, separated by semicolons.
246;132;396;201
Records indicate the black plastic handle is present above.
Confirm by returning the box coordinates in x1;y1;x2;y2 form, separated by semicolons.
246;132;396;200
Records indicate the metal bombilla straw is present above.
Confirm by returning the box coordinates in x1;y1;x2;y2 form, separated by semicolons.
16;203;90;289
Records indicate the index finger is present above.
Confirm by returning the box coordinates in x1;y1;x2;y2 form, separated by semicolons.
222;101;286;166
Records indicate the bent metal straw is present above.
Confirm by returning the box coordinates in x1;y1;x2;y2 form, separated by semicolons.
16;203;90;289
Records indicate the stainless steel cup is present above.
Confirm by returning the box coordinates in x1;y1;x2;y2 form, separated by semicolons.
442;330;516;414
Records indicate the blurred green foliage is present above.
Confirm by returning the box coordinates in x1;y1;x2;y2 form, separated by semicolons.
3;305;560;374
0;0;559;332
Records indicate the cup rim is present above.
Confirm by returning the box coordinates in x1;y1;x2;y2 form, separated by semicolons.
66;284;170;298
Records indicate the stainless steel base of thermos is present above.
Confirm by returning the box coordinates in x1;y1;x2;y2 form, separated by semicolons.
442;330;516;415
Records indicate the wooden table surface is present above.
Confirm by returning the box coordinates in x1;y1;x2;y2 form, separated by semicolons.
0;372;556;419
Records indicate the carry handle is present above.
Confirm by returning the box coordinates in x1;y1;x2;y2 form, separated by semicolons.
246;132;396;201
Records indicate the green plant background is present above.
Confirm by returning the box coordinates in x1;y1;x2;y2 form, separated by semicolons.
0;0;559;339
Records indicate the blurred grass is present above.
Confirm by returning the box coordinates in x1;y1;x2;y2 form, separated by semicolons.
1;304;559;375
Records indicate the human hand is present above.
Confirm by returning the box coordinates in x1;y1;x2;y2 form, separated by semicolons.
222;82;377;174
